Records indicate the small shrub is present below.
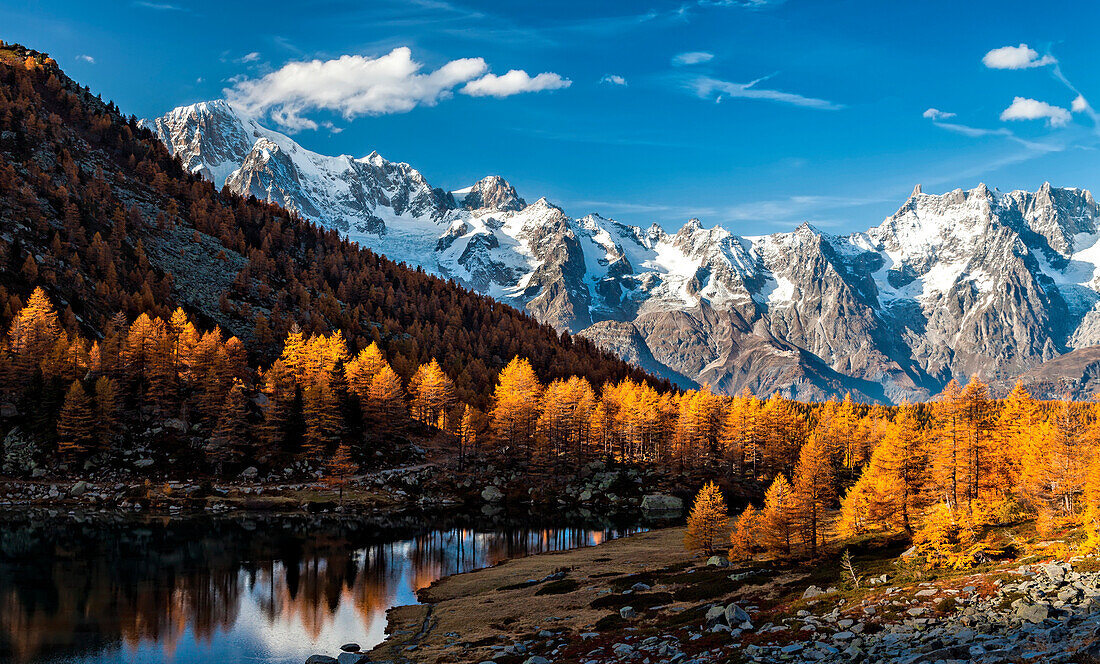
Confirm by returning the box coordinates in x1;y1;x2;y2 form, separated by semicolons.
535;579;580;595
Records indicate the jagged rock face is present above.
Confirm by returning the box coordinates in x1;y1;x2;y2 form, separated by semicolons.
149;101;1100;402
462;175;526;212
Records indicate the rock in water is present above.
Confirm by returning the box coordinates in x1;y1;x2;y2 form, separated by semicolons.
339;644;360;653
481;485;504;502
305;656;338;664
640;494;683;513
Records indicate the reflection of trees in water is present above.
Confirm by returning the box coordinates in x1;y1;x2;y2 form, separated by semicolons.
0;515;639;663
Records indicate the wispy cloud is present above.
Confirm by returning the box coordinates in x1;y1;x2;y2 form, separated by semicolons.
226;47;570;131
132;1;187;11
239;52;261;63
75;54;95;64
982;44;1056;70
698;0;787;9
1000;97;1072;127
600;74;627;86
672;51;714;66
690;75;842;110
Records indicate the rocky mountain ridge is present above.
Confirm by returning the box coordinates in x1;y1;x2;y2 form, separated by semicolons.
149;101;1100;402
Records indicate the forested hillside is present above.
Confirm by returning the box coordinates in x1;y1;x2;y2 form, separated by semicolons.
0;43;666;402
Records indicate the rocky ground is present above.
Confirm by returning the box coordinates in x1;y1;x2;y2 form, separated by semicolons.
0;448;696;524
316;527;1100;664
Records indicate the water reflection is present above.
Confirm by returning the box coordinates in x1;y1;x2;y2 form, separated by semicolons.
0;511;641;664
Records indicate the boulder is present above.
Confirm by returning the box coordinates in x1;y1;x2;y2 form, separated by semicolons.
339;643;361;653
133;458;154;468
705;605;726;626
481;485;504;502
802;585;826;599
241;466;259;480
70;481;88;497
620;606;637;619
1042;562;1067;582
640;494;683;513
2;426;39;474
724;603;750;626
1015;602;1050;624
523;657;550;664
336;654;367;664
305;656;338;664
706;555;728;568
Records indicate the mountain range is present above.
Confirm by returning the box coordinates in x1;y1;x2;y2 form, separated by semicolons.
148;100;1100;402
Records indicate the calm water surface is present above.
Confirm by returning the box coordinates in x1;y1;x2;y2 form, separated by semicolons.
0;510;642;664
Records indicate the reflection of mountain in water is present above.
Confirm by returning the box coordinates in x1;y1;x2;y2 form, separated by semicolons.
0;511;642;664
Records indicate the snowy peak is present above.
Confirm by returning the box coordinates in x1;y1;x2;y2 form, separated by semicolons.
145;100;1100;402
461;175;526;212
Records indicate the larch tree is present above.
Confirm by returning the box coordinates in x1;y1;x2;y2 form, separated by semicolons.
409;359;455;429
324;444;357;503
760;473;794;556
6;287;60;389
490;357;543;458
728;505;761;561
868;403;926;534
56;380;94;461
208;380;250;471
93;376;118;449
791;434;836;559
684;481;730;556
366;364;407;428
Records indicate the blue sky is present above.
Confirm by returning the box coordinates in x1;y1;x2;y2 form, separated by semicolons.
5;0;1100;234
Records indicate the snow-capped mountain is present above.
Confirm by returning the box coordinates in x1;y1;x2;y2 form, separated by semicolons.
148;101;1100;402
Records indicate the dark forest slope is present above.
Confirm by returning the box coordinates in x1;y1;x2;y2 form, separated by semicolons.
0;42;667;410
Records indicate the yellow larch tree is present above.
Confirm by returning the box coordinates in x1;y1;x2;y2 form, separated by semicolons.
791;433;836;559
760;473;794;556
684;481;730;556
490;357;543;458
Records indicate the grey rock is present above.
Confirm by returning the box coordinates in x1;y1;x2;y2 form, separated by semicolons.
640;494;683;512
706;555;728;568
1015;602;1049;623
305;656;338;664
339;644;361;653
620;606;637;619
481;485;505;502
802;585;826;599
70;481;87;497
336;654;367;664
724;603;750;625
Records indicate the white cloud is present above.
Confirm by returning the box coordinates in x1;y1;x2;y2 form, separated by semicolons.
672;51;714;66
240;52;261;63
460;70;571;97
922;108;955;120
225;47;569;131
982;43;1057;70
75;54;95;64
600;74;627;86
1073;94;1090;113
1000;96;1072;127
691;75;842;110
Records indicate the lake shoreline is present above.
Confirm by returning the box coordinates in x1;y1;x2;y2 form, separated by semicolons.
365;526;689;664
